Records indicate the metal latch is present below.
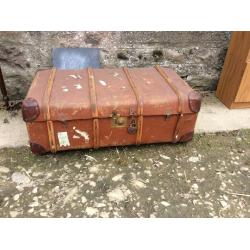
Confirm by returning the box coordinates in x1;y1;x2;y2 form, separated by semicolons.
111;111;127;128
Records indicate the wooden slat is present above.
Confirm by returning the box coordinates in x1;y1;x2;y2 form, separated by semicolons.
216;32;250;109
235;60;250;102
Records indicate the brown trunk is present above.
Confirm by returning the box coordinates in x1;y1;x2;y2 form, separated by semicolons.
22;66;201;154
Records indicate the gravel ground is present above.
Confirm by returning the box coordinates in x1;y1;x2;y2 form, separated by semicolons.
0;130;250;218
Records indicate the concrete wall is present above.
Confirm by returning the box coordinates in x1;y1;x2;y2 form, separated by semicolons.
0;31;231;99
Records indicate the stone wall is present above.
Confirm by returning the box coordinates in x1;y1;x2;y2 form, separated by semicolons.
0;31;231;99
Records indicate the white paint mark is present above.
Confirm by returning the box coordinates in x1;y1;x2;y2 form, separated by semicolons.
57;132;70;147
121;86;126;89
73;135;80;139
74;83;82;89
69;74;82;79
74;129;89;143
69;74;77;79
113;72;119;77
99;80;107;86
62;86;69;92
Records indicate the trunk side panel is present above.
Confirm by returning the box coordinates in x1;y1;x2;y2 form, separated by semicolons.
27;113;198;154
141;116;177;143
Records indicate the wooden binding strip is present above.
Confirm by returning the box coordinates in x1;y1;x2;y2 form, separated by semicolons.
155;65;184;142
87;67;99;149
45;68;57;152
123;67;143;145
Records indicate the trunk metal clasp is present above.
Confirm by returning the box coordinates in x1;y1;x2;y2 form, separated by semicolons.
111;111;127;128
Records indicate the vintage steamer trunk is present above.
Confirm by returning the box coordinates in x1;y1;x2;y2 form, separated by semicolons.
22;66;201;154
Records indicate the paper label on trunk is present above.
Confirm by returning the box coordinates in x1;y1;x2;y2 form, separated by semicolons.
57;132;70;147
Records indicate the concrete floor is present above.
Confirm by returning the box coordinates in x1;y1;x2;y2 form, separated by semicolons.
0;93;250;149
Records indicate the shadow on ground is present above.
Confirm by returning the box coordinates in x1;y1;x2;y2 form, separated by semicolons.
0;130;250;218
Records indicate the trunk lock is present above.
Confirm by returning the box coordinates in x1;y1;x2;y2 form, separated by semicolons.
127;108;137;134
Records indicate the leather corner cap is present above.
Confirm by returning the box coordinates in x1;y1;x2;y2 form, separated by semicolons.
30;142;47;155
22;98;40;122
179;131;194;142
188;91;202;113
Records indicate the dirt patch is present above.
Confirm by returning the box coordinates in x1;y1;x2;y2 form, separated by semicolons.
0;130;250;218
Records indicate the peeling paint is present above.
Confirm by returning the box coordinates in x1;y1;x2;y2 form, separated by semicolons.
99;80;107;86
62;86;69;92
73;128;89;143
69;74;78;79
69;74;82;79
74;83;82;89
